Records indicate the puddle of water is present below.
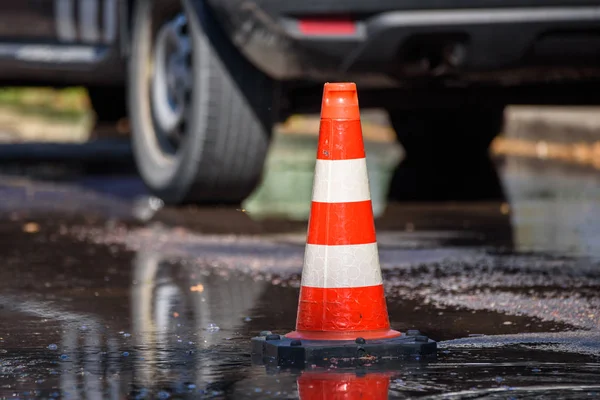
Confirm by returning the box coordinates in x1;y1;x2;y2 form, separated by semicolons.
1;149;600;398
0;234;598;399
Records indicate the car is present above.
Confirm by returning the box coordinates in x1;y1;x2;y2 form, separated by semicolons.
1;0;599;204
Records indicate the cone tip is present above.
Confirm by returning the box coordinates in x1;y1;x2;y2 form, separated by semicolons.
321;82;360;120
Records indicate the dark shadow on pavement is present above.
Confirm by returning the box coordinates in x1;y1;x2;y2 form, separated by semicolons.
0;139;146;199
387;151;506;202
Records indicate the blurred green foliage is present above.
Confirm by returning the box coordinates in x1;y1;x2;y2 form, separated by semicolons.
0;86;90;122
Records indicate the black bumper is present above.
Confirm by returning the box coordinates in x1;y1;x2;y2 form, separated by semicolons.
206;1;600;85
0;44;125;86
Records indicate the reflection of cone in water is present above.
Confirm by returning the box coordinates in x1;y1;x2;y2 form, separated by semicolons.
251;83;436;366
286;82;398;341
298;371;392;400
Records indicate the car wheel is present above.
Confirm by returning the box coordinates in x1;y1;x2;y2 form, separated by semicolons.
128;0;276;204
387;107;506;201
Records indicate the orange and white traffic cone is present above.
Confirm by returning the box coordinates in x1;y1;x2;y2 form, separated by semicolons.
252;82;436;367
286;82;398;342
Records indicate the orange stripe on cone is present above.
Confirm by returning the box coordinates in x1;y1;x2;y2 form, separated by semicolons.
286;82;400;342
287;286;399;341
317;119;366;160
307;201;376;246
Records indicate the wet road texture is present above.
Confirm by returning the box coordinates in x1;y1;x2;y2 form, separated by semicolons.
0;152;600;399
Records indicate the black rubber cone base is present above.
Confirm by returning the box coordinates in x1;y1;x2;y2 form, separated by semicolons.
251;330;436;368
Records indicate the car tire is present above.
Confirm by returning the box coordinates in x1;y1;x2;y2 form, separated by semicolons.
387;107;506;201
128;0;276;204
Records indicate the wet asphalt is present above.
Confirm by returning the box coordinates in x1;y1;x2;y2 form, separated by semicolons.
0;145;600;399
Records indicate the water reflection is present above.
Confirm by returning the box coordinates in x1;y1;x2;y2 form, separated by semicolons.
1;245;600;398
129;251;271;394
296;370;393;400
0;250;272;398
0;297;123;398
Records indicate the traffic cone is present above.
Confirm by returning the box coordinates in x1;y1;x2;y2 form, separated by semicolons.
286;82;399;341
251;82;436;367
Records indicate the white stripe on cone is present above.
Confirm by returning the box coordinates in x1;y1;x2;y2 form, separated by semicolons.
301;243;382;288
311;159;371;203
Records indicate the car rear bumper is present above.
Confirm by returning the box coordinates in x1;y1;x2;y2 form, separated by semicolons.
0;44;125;86
207;1;600;85
0;0;127;86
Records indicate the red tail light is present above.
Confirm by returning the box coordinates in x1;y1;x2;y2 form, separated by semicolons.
298;18;357;35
